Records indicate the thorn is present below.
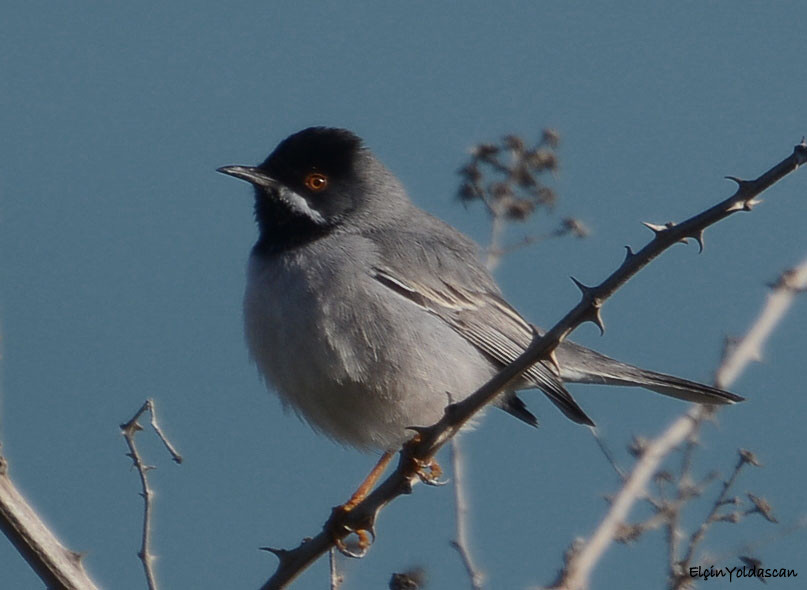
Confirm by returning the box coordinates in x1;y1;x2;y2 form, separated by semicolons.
688;229;705;253
405;425;430;439
261;546;290;561
570;276;594;298
623;245;635;262
743;197;762;211
399;477;414;495
724;175;747;186
594;308;605;335
546;349;562;375
725;200;746;213
527;323;560;373
642;221;669;234
584;306;605;336
442;400;462;420
794;140;807;166
569;280;604;333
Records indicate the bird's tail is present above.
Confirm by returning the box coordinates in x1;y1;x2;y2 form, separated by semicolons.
620;367;744;404
555;341;745;405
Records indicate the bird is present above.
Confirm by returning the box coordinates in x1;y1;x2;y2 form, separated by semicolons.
218;127;743;454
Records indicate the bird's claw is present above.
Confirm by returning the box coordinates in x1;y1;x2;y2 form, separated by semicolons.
332;523;375;558
329;503;376;558
415;458;448;486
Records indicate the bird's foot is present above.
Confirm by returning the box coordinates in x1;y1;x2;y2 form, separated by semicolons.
328;509;375;558
328;450;393;557
415;457;448;486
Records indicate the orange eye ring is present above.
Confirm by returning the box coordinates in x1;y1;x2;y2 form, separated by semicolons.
304;172;328;192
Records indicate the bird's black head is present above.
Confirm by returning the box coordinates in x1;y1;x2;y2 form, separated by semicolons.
219;127;399;254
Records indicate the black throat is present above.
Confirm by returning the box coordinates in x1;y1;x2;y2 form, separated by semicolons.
251;197;335;256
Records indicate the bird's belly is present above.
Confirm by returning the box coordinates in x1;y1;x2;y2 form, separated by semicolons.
243;258;495;450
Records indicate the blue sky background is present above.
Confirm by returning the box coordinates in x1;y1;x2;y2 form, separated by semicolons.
2;2;805;589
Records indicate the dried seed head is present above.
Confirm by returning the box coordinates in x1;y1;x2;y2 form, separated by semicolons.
491;182;513;201
738;448;762;467
528;148;559;171
747;494;778;523
503;197;536;221
503;134;525;152
542;128;561;147
470;143;499;159
457;182;479;203
628;436;649;458
561;217;589;238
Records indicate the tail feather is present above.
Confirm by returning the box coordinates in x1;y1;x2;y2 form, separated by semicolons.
555;341;745;406
499;393;540;427
632;369;744;404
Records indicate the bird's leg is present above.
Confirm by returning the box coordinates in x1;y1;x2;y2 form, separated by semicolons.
341;450;394;511
331;450;393;557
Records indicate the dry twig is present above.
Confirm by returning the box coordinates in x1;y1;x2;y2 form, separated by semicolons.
0;450;100;590
120;399;183;590
449;439;485;590
553;252;807;589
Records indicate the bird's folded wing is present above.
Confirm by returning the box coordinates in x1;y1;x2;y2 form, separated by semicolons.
369;234;594;427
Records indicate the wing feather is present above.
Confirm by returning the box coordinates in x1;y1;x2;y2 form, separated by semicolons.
371;264;594;426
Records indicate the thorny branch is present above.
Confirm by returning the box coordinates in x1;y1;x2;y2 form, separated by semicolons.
120;399;183;590
0;450;101;590
259;141;806;590
0;395;182;589
552;252;807;590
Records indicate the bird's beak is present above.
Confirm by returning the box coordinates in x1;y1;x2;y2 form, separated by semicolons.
216;165;280;190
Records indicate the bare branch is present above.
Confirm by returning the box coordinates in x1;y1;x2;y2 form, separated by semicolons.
716;256;807;388
120;399;182;590
449;439;485;590
674;450;759;586
329;548;344;590
591;428;627;481
0;452;101;590
554;238;807;587
553;409;706;590
261;142;806;590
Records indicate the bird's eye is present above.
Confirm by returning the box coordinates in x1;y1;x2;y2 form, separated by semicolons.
304;172;328;192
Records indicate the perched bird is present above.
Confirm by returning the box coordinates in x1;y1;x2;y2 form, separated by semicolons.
218;127;743;453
